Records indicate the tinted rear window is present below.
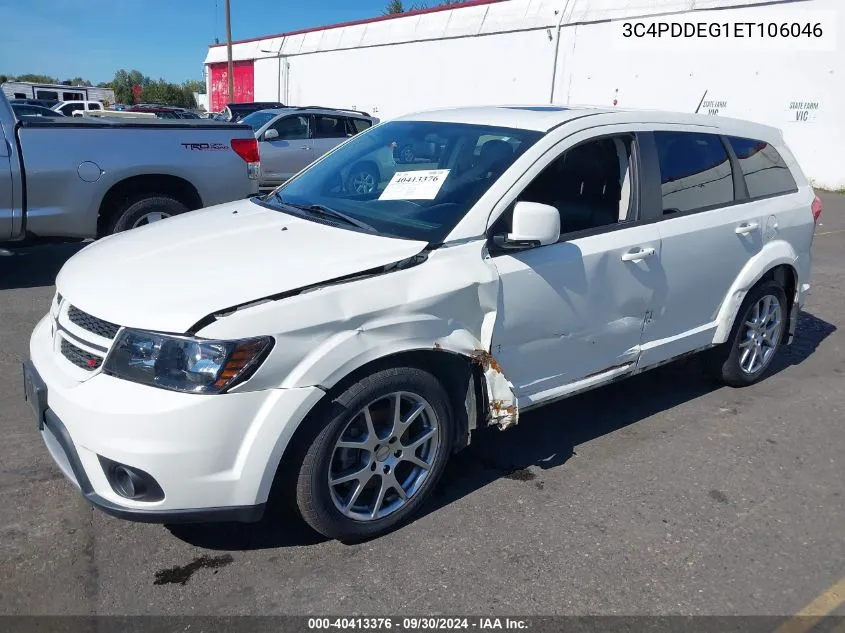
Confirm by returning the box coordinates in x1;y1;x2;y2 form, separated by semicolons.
727;136;797;199
654;131;734;214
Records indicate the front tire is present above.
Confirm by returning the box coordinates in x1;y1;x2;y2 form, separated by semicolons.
705;280;787;387
295;367;454;541
398;145;416;164
345;163;379;195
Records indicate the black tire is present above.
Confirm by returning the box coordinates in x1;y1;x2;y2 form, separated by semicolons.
108;195;188;234
704;280;788;387
345;163;380;195
398;145;416;164
295;367;454;542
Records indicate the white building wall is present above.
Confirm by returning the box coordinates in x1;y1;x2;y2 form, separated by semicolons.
556;0;844;189
205;0;845;188
254;57;285;103
283;30;553;118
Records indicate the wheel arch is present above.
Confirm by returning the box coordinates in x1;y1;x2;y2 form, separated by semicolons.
262;346;495;510
96;174;203;237
713;240;800;345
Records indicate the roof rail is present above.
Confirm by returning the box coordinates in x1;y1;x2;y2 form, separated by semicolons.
294;105;372;117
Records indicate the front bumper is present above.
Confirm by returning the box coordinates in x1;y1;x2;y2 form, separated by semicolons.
27;315;325;523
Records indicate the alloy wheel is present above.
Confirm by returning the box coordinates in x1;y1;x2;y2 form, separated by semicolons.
328;391;440;521
739;294;783;375
131;211;171;228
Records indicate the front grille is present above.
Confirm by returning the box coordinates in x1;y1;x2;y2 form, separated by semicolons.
61;339;103;371
67;305;120;340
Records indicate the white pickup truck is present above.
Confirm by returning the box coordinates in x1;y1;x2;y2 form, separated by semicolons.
0;91;259;241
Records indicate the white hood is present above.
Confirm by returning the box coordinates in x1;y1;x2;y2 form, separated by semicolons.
56;199;427;333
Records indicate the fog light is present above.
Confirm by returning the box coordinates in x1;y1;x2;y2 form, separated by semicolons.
98;456;164;501
113;466;140;498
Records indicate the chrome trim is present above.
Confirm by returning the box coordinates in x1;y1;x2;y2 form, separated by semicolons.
56;323;109;353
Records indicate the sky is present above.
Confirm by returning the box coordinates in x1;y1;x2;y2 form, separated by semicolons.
0;0;387;85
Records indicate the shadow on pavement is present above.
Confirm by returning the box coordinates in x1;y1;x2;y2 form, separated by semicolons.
170;310;836;551
166;501;329;551
0;242;86;290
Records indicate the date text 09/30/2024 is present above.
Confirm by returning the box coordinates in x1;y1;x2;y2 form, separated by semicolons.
308;618;530;630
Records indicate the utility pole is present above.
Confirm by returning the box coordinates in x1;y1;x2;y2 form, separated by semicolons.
225;0;234;104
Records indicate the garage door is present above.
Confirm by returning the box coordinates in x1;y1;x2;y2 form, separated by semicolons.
209;60;255;112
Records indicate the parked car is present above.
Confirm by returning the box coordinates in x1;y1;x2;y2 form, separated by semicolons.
10;98;59;109
52;100;104;116
241;106;379;189
393;133;447;164
11;103;65;118
223;102;286;123
124;105;195;119
0;90;259;241
23;104;820;542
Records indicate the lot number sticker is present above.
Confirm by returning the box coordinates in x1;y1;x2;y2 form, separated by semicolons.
379;170;450;200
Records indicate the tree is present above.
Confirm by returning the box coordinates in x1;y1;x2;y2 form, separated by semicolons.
13;73;58;84
110;69;150;105
383;0;466;14
384;0;404;14
0;75;9;84
182;80;206;95
140;79;197;108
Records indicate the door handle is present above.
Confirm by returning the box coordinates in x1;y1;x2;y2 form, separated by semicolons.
621;247;656;262
300;146;311;150
735;221;759;235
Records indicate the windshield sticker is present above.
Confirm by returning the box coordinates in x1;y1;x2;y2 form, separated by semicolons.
379;169;450;200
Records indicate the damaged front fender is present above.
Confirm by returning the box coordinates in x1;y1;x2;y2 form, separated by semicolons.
196;240;521;430
468;349;519;429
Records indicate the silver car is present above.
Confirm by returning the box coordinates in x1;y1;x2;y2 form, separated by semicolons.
241;106;380;190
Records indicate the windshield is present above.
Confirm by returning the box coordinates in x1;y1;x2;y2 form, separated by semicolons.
241;110;277;131
262;120;543;243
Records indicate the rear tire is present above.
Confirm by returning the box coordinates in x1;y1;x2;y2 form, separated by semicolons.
704;280;787;387
295;367;454;542
108;195;188;234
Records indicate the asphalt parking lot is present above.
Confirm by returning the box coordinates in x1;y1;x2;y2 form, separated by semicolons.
0;193;843;617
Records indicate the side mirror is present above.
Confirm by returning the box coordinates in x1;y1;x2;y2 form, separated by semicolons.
264;129;279;141
495;201;560;249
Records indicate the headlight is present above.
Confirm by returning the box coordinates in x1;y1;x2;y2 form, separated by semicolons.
104;329;273;394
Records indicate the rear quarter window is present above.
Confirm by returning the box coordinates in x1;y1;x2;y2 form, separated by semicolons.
727;136;797;199
348;118;372;134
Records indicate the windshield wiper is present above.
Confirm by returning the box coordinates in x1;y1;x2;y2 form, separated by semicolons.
285;202;378;233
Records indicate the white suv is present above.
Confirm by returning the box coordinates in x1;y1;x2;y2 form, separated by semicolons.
23;105;821;541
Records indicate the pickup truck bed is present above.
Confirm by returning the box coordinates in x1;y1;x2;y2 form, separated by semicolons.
0;92;260;242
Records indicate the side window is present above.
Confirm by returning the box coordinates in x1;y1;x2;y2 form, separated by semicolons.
654;131;734;214
88;103;102;111
270;115;309;140
348;118;372;134
312;115;345;139
14;93;27;99
513;135;635;235
36;90;59;101
727;136;797;199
